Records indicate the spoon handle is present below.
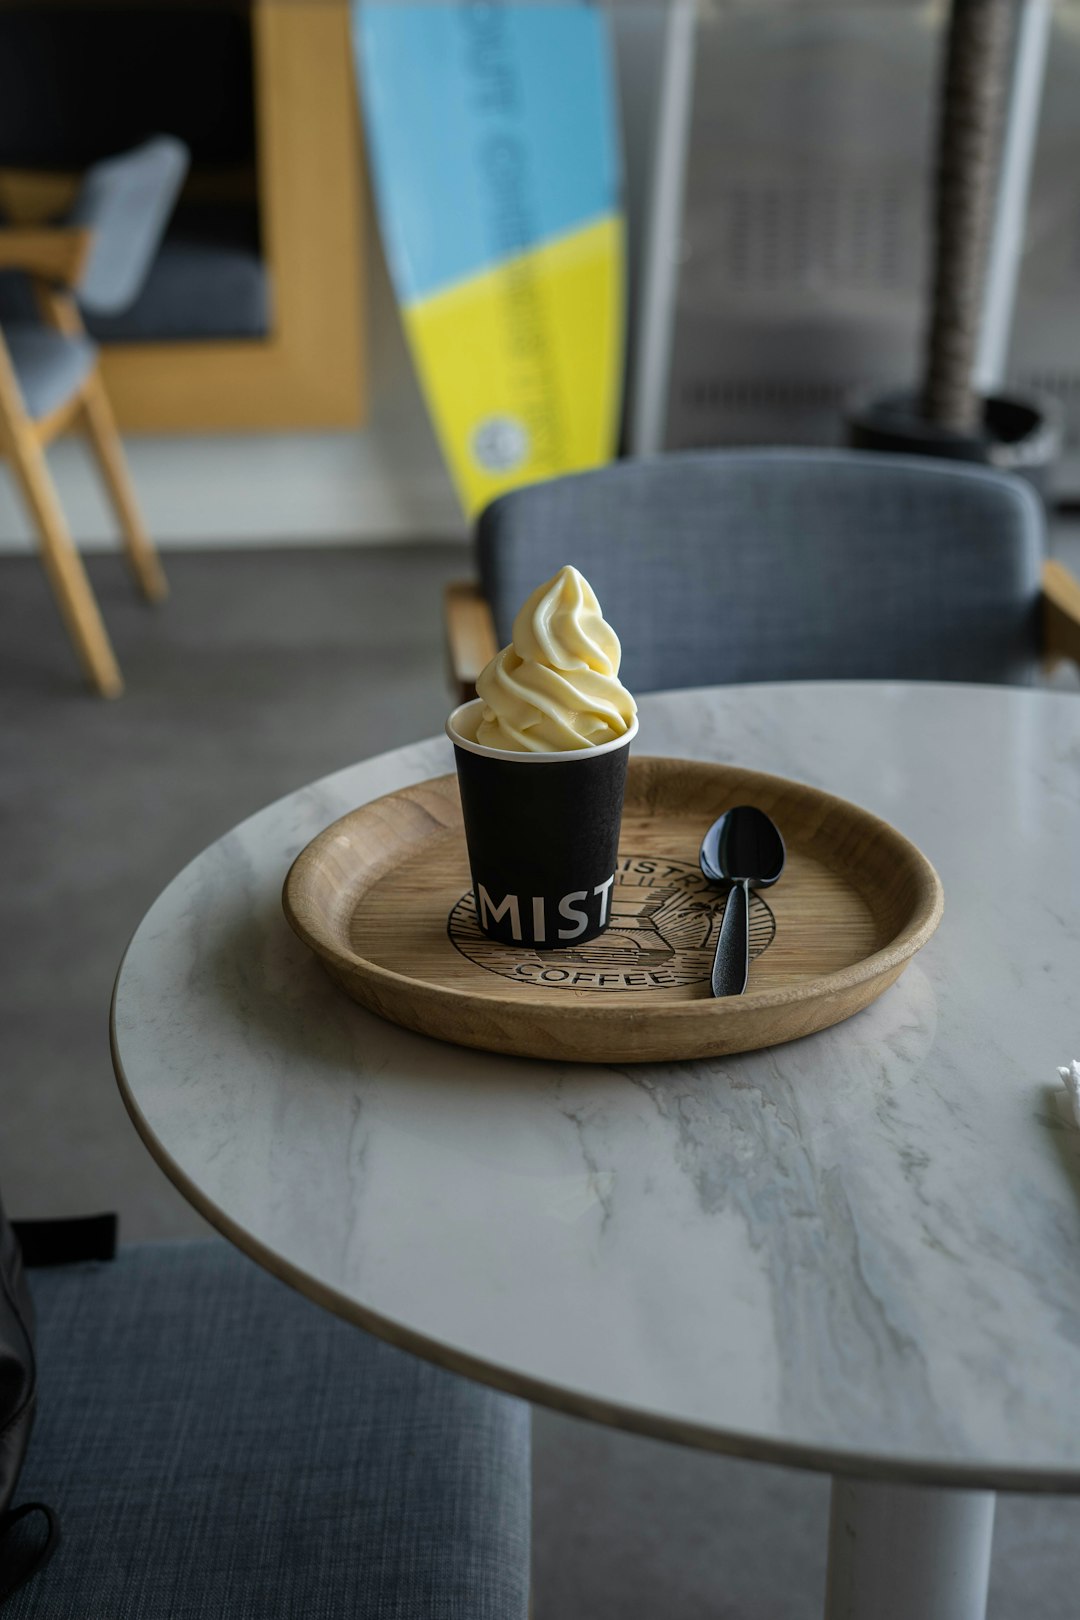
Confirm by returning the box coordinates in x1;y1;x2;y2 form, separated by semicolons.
712;881;750;997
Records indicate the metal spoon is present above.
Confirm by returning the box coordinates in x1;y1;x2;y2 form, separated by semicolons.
699;806;785;997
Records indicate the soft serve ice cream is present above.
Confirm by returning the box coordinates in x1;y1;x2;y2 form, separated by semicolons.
475;565;636;753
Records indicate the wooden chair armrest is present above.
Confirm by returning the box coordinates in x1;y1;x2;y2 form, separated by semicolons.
0;226;93;287
1042;559;1080;669
445;580;499;704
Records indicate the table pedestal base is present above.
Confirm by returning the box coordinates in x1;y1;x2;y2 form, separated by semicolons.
824;1478;996;1620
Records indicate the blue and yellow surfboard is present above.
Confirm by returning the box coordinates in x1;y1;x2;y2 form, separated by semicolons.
353;2;625;517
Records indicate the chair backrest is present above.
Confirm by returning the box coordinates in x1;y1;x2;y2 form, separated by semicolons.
66;136;189;315
476;450;1046;693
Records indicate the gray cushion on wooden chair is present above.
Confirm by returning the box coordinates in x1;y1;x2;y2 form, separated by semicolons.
83;202;270;343
3;324;96;420
477;449;1046;692
4;1241;531;1619
68;136;190;316
0;208;271;344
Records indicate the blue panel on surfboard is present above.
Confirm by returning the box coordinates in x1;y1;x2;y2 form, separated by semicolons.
356;2;621;302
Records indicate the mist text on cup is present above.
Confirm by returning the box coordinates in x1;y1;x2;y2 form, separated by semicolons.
478;876;616;943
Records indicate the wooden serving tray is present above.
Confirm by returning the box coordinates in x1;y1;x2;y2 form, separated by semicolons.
282;757;943;1064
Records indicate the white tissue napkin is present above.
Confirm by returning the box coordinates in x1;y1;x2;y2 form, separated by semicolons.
1058;1060;1080;1127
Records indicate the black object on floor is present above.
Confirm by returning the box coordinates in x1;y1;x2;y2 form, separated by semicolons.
11;1215;117;1269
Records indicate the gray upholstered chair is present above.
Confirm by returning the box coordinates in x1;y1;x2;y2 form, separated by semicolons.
446;449;1080;700
3;1240;530;1617
0;136;188;697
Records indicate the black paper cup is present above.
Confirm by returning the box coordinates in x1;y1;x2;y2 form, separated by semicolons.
447;699;639;949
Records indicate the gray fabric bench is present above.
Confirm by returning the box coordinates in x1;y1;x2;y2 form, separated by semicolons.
4;1241;531;1618
82;202;269;344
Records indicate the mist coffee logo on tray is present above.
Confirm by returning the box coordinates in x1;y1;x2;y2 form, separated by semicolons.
449;855;776;992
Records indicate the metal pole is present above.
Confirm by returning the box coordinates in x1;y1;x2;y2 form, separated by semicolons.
825;1477;996;1620
627;0;697;457
974;0;1053;393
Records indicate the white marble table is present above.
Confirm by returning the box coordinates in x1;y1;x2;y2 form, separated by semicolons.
112;683;1080;1620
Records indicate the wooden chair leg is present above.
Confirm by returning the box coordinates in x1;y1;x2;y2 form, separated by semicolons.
4;427;123;698
80;370;168;603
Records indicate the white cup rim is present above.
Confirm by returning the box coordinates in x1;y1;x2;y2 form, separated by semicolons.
447;699;639;762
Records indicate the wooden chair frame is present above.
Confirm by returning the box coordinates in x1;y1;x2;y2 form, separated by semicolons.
444;561;1080;705
444;581;500;706
0;227;167;697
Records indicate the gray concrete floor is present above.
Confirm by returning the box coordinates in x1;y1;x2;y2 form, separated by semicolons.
3;538;1080;1618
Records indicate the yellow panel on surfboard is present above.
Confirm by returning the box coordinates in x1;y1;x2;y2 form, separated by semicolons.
403;215;623;516
353;3;625;517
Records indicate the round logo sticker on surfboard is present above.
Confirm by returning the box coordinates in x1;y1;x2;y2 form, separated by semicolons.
448;854;775;992
471;415;529;473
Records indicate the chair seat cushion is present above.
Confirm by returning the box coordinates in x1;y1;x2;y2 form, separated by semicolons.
4;1241;530;1619
2;323;97;421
